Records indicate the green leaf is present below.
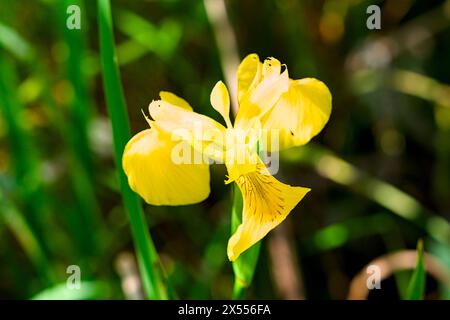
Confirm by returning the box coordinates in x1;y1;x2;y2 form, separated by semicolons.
406;239;426;300
97;0;167;299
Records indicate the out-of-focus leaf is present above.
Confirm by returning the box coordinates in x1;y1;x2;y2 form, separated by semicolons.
32;282;108;300
282;144;450;247
0;22;33;61
116;10;181;60
429;241;450;299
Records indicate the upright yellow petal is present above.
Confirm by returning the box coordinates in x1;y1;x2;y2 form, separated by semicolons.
235;58;289;130
210;81;232;128
261;57;282;78
159;91;192;110
227;161;310;261
237;53;262;102
123;127;210;206
261;78;332;151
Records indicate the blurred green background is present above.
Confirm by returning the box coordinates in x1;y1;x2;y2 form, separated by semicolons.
1;0;450;299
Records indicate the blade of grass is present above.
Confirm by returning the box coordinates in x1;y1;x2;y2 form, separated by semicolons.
0;54;55;265
0;19;104;264
97;0;167;299
0;191;55;284
0;23;33;61
282;144;450;246
31;281;109;300
56;0;102;257
59;0;96;174
406;239;426;300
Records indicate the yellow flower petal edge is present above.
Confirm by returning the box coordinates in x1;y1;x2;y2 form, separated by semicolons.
159;91;193;111
261;78;332;151
237;53;262;103
227;160;310;261
122;126;210;206
149;99;227;162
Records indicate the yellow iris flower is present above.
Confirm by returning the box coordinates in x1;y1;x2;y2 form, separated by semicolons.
122;54;332;261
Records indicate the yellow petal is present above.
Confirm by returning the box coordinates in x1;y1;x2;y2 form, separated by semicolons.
261;78;332;151
210;81;232;128
237;53;262;103
122;127;210;206
227;161;310;261
261;57;281;78
149;99;227;162
222;126;262;183
235;61;289;130
159;91;192;110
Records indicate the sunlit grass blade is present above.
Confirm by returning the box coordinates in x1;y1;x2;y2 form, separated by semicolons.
0;22;33;61
283;144;450;246
406;239;426;300
97;0;167;299
31;281;109;300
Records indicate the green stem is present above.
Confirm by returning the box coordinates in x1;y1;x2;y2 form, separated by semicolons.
97;0;167;299
232;279;245;300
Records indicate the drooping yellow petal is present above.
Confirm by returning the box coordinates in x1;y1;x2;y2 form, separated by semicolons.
122;127;210;206
210;81;232;128
149;99;227;162
159;91;192;110
227;161;310;261
237;53;262;103
261;78;332;151
235;58;289;130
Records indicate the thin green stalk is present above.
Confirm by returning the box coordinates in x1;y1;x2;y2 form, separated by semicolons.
97;0;167;299
232;278;245;300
